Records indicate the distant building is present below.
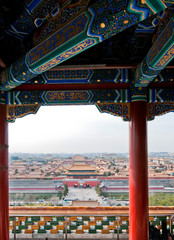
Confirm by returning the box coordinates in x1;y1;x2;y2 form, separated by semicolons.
55;184;64;193
72;154;87;165
66;164;99;179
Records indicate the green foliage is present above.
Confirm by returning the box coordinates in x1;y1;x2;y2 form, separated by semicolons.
62;183;68;196
9;193;61;203
101;192;129;200
95;183;99;191
149;193;174;206
55;172;61;176
154;169;161;173
95;183;102;196
103;171;111;176
120;195;125;201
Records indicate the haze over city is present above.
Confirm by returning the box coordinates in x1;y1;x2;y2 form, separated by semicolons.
9;105;174;154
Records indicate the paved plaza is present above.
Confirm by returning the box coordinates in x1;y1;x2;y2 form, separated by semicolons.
65;187;102;202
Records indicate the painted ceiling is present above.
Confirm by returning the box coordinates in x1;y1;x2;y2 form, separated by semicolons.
0;0;173;122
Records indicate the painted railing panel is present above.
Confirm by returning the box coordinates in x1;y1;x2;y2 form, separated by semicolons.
9;214;174;236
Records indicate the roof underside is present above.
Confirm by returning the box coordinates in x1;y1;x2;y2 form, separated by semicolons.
0;0;173;122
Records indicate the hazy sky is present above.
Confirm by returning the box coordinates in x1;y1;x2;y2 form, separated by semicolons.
9;105;174;154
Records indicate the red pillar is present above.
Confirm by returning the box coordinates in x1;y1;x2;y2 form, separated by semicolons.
129;101;149;240
0;104;9;240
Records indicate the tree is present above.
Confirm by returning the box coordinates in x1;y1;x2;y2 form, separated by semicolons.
120;195;125;201
19;193;24;200
95;183;102;196
149;193;174;206
55;172;61;176
154;169;161;173
62;183;68;196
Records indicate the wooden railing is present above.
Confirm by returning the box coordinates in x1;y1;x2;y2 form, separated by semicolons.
9;206;174;239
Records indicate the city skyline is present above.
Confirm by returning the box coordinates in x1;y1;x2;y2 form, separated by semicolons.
9;105;174;154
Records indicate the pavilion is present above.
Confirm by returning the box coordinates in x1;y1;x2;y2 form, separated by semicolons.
0;0;174;239
66;164;98;179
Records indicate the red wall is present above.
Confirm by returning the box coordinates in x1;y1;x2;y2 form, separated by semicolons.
63;180;100;187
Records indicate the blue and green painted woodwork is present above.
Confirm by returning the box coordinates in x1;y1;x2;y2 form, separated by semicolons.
8;0;85;38
135;12;163;34
6;88;130;122
154;68;174;83
2;66;174;122
6;89;130;105
148;103;174;120
136;16;174;87
149;88;174;103
96;103;130;121
148;88;174;119
7;105;40;123
32;0;174;45
6;88;174;122
27;68;129;84
32;0;90;45
1;0;173;91
130;83;148;102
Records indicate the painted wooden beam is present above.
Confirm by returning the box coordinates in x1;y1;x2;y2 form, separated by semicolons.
149;88;174;103
96;103;130;121
7;0;80;38
14;83;130;92
6;103;130;123
6;89;130;106
0;0;172;91
9;206;174;216
32;0;91;45
6;100;174;123
6;105;40;123
26;68;129;85
136;16;174;87
153;68;174;83
148;102;174;120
